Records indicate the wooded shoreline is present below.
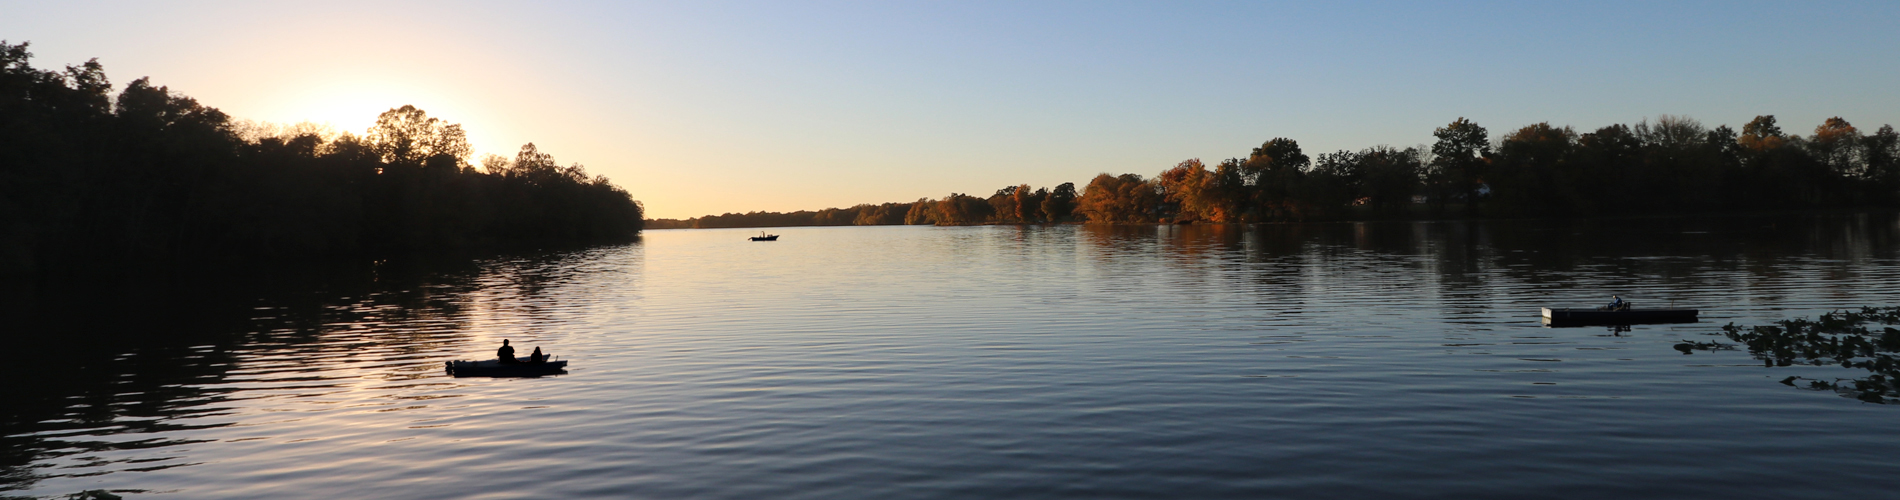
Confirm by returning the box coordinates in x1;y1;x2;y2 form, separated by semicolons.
656;115;1900;230
649;207;1900;231
1;42;646;276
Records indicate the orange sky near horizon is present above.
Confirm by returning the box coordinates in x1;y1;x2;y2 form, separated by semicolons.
6;1;1900;219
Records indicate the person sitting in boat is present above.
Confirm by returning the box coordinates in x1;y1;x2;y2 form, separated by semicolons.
529;346;548;364
1607;295;1627;311
498;339;517;364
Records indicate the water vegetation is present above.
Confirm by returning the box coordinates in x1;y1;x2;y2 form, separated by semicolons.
658;115;1900;229
0;41;644;276
1722;307;1900;404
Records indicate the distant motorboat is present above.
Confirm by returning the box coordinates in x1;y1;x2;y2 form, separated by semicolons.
750;231;779;241
1541;306;1698;327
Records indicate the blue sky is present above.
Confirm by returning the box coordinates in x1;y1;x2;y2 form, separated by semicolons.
5;1;1897;218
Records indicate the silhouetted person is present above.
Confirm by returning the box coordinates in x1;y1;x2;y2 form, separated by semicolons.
498;339;517;363
529;346;546;364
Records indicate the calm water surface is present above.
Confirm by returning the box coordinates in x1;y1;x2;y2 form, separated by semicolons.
7;214;1900;498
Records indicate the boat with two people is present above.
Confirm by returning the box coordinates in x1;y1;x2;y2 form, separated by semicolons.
750;231;779;241
446;339;568;377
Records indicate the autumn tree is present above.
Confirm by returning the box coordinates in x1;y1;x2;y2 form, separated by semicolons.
923;193;992;225
852;202;914;225
1075;173;1158;223
1809;117;1864;178
1739;115;1786;152
904;198;939;225
1157;159;1204;221
987;186;1020;222
1738;115;1835;206
1158;158;1244;222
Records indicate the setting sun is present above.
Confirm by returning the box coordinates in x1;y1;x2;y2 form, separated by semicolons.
241;77;515;161
263;79;422;132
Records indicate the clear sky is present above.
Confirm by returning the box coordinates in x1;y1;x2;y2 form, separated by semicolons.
5;1;1898;219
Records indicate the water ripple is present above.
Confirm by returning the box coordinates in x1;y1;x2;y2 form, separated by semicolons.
6;214;1900;498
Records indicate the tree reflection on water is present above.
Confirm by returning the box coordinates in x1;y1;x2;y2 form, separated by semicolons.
1078;213;1900;404
0;256;494;495
1723;307;1900;404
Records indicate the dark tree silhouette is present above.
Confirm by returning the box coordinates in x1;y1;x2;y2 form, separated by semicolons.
1243;138;1310;220
1041;182;1078;222
1431;118;1491;216
0;42;643;276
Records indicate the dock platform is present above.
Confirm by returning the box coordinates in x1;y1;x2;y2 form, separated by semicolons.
1541;307;1698;326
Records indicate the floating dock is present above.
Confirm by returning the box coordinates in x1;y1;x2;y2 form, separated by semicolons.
1541;307;1699;327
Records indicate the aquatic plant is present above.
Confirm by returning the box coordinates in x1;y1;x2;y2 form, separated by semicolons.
1722;307;1900;403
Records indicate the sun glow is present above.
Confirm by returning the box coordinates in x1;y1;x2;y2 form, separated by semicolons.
243;79;427;136
232;77;517;161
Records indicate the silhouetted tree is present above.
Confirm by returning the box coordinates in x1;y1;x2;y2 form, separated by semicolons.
1356;146;1425;217
1015;185;1047;222
366;105;470;168
1866;125;1900;201
1431;118;1491;215
1040;182;1078;222
1810;117;1864;178
0;42;644;275
1242;138;1310;220
1303;150;1361;217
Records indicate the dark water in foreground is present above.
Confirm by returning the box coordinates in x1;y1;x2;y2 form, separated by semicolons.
6;213;1900;499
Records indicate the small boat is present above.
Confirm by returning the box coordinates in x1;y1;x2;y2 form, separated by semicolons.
445;357;568;377
1542;307;1699;327
750;231;779;241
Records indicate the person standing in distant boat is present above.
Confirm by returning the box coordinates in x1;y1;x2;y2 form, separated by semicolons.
498;339;517;363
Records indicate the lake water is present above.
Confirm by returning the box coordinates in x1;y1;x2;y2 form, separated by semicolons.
7;213;1900;499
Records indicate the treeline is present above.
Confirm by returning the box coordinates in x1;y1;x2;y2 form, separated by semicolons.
649;201;916;229
0;42;644;275
649;186;1079;228
658;114;1900;228
1126;114;1900;221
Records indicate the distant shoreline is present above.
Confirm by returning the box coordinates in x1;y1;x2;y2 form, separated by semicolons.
652;115;1900;231
648;206;1900;231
